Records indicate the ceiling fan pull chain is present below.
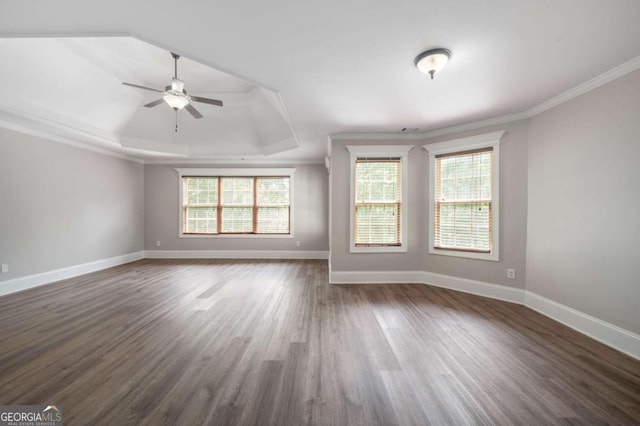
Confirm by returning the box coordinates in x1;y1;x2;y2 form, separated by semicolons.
175;109;178;133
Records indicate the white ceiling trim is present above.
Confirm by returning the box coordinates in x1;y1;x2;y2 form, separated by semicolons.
276;92;301;150
261;137;300;156
0;107;143;163
129;32;278;93
57;38;153;88
0;34;301;163
418;112;528;139
175;167;296;176
332;53;640;142
525;54;640;117
331;112;527;141
1;38;638;162
58;36;256;97
0;104;309;164
144;157;323;165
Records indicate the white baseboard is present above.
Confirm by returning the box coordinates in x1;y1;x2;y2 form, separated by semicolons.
420;271;526;304
330;270;524;304
524;292;640;361
0;251;144;297
0;250;326;298
330;268;639;360
330;270;425;284
2;255;637;360
144;250;329;260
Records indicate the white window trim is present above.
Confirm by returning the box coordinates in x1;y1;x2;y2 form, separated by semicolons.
423;131;504;261
346;145;413;253
175;167;296;239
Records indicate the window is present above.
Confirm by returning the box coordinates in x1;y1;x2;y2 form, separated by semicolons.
424;132;503;261
176;168;294;237
347;145;413;253
355;159;402;246
183;177;219;234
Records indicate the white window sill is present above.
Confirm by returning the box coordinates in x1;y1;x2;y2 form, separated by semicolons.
180;233;294;239
429;248;499;262
350;245;407;253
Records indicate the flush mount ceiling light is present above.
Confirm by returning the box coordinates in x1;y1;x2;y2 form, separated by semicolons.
415;48;451;80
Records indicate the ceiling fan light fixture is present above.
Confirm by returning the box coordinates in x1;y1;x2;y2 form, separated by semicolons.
415;48;451;79
122;51;222;124
163;93;189;109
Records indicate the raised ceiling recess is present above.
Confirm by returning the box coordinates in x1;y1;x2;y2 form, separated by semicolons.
0;37;299;159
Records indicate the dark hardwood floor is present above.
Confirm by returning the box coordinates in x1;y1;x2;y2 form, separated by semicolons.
0;259;638;425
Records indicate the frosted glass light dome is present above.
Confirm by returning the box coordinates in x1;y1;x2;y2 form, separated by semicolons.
163;93;189;109
415;48;451;79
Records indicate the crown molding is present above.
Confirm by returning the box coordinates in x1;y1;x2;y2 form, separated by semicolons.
329;112;526;142
261;137;300;156
0;107;144;163
525;54;640;117
2;32;638;161
422;112;526;139
331;54;640;143
331;132;427;141
128;32;279;93
346;144;414;154
276;91;301;149
57;38;154;89
422;131;504;154
175;167;296;177
0;33;301;164
143;157;323;165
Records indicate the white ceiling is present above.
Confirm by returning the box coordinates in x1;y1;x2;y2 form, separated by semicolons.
0;37;298;159
1;0;640;161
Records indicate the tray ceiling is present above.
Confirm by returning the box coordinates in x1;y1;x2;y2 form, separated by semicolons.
0;37;299;160
1;0;640;162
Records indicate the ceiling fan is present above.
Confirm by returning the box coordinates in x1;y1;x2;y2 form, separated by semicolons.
122;52;223;131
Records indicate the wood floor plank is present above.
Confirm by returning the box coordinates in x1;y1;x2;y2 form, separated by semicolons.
0;259;639;425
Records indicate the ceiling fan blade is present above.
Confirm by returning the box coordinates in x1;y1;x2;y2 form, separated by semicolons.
122;82;163;93
144;99;165;108
190;96;223;107
185;103;203;119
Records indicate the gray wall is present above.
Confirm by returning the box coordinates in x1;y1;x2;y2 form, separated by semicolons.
330;120;529;289
144;163;329;251
422;121;529;288
0;128;144;282
526;69;640;334
1;68;637;339
330;140;424;272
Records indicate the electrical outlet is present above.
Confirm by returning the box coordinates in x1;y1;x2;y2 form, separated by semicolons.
507;269;516;279
296;240;301;247
1;264;8;273
156;240;161;247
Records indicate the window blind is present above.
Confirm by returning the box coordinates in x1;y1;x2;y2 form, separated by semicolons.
256;177;290;233
184;177;218;234
182;176;290;235
434;148;492;252
220;177;254;233
354;159;402;246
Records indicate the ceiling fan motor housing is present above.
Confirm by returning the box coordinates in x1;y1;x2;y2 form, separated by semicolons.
171;78;185;93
